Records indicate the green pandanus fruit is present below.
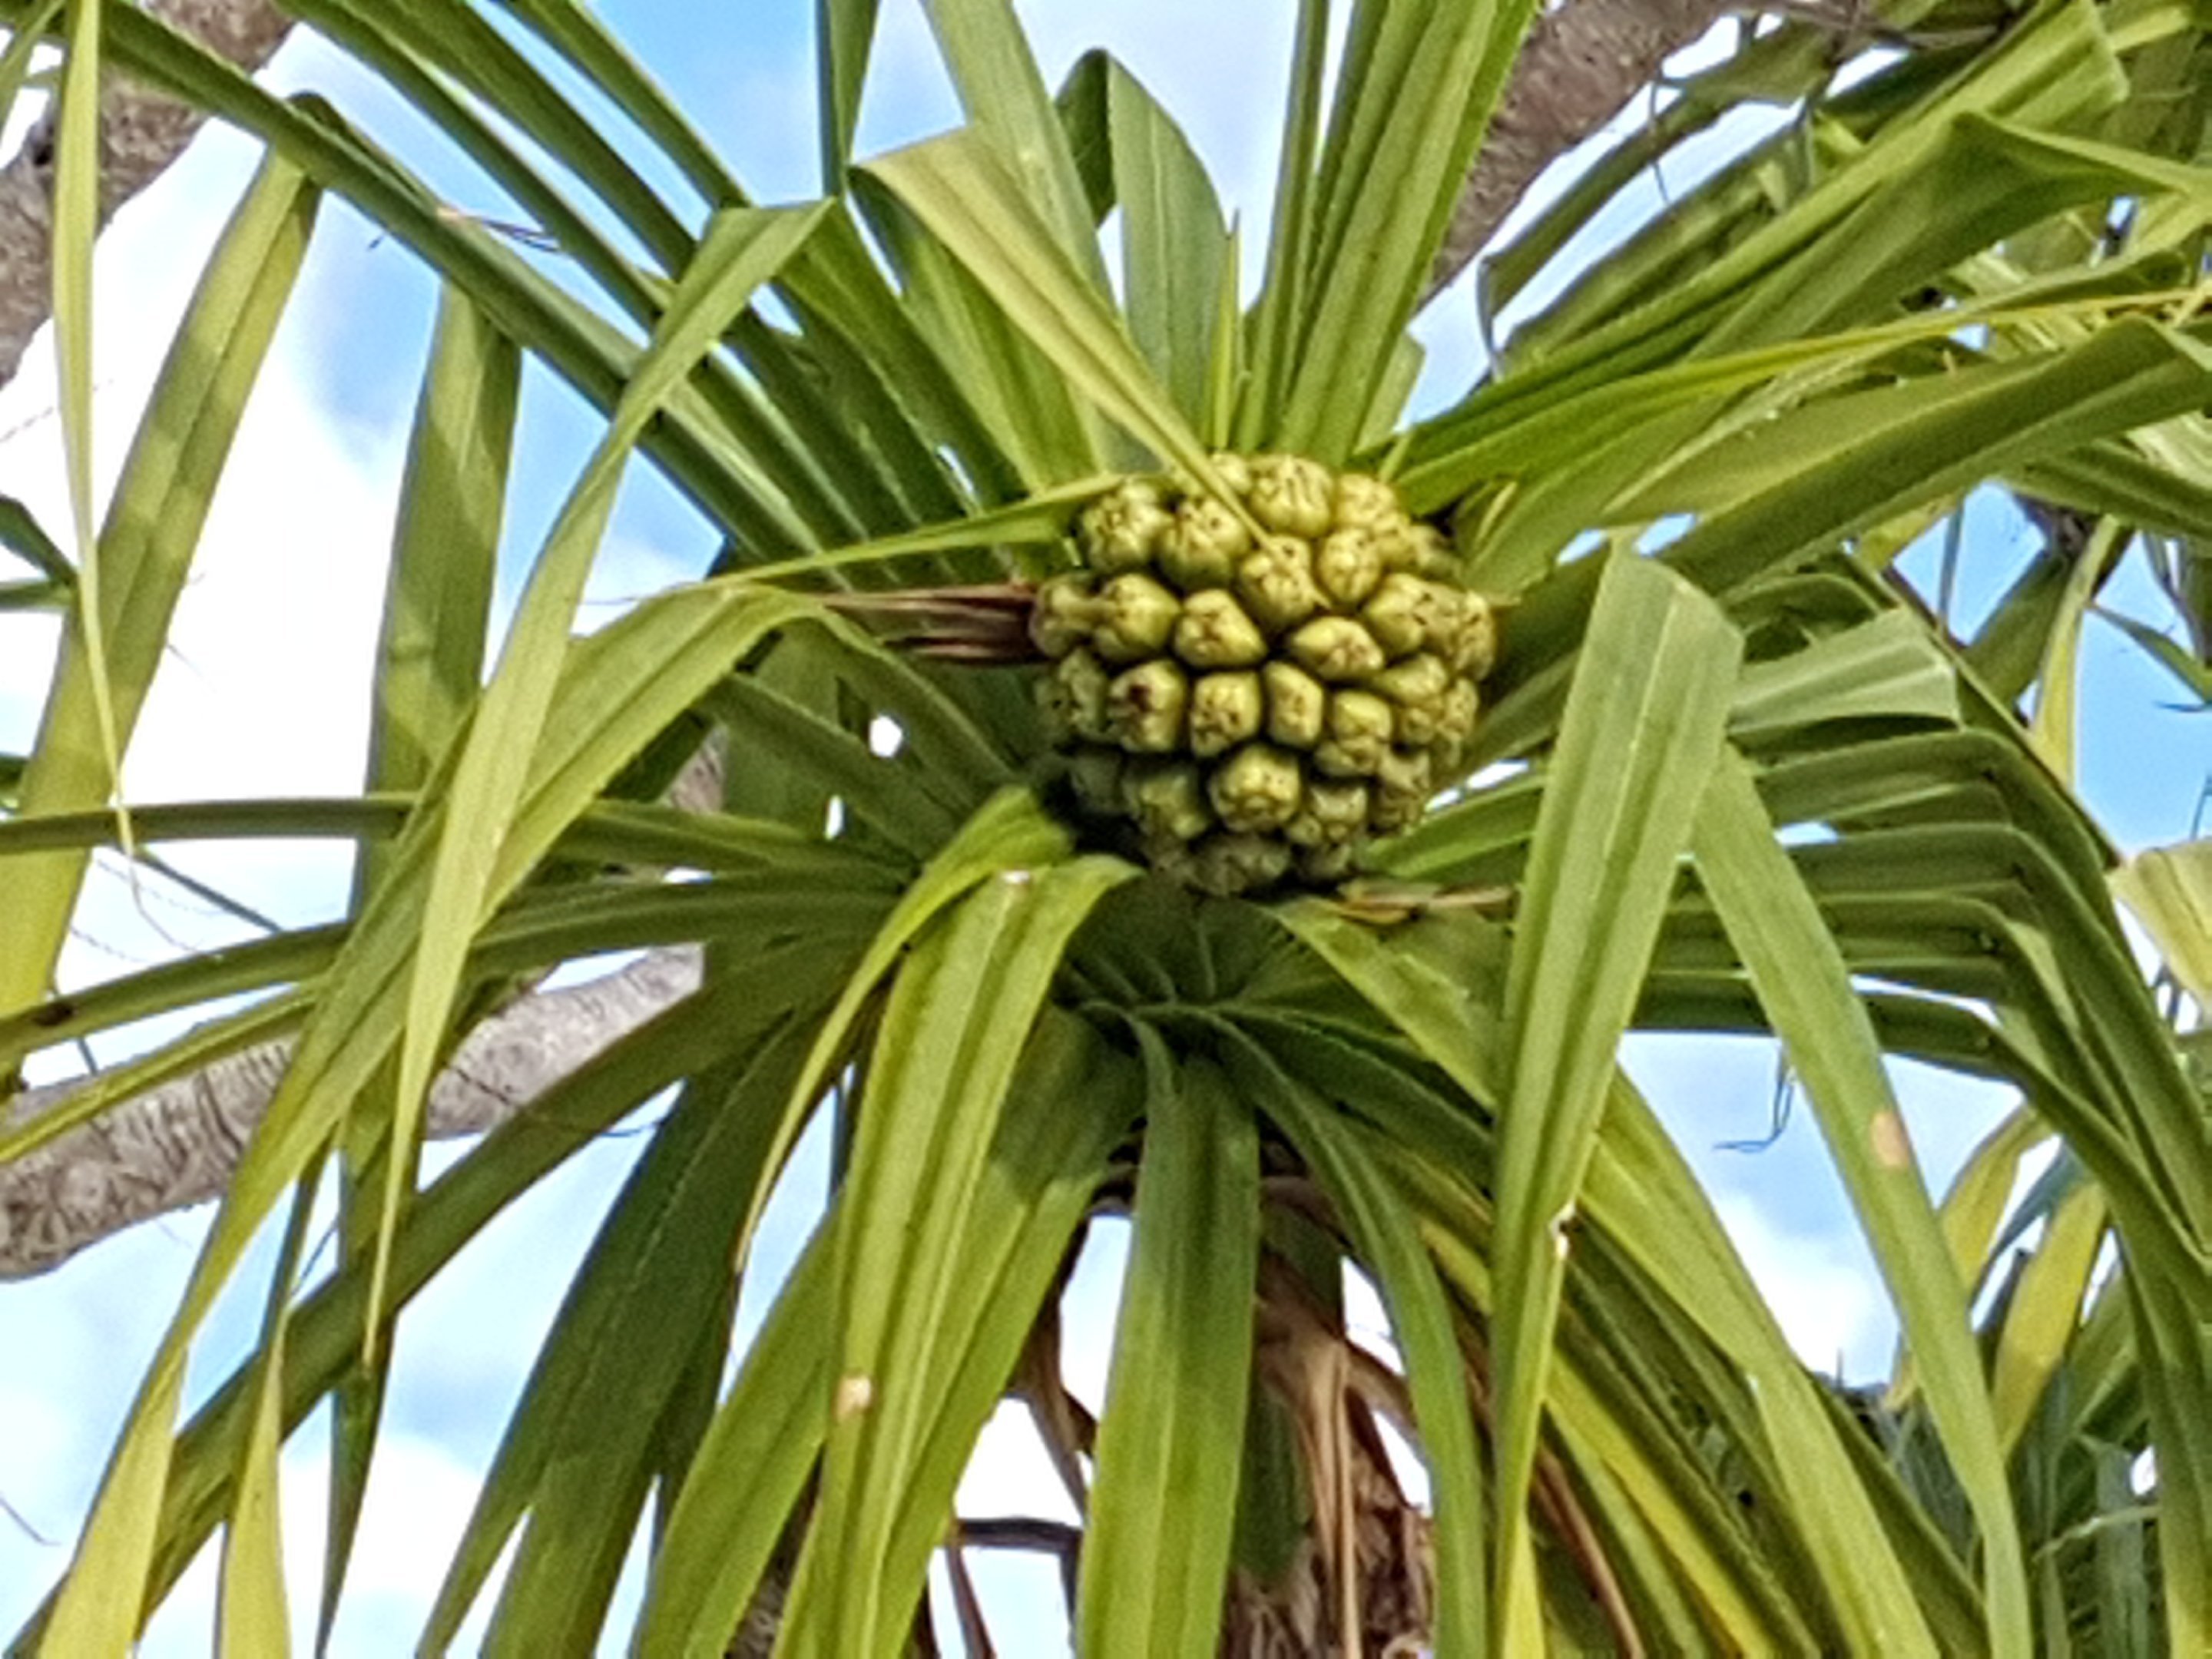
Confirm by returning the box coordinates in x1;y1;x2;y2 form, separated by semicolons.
833;454;1498;896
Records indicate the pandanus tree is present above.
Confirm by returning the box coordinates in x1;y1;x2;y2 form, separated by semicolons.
2;0;2211;1651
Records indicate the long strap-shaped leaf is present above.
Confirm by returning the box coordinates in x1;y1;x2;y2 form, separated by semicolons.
773;205;1026;508
817;0;882;180
1230;961;1946;1651
34;575;816;1653
204;0;916;561
1078;1032;1260;1658
1690;747;2033;1656
630;1230;835;1659
1055;52;1230;429
730;785;1075;1282
1488;555;1740;1648
1399;267;2211;519
1986;1181;2107;1453
634;1011;1140;1659
7;944;857;1655
862;128;1238;502
2114;839;2212;1011
1670;320;2212;596
324;289;519;1637
435;1024;813;1654
358;290;517;892
376;204;827;1336
1270;0;1538;459
1233;0;1329;452
791;859;1134;1654
304;0;697;270
0;151;319;1015
16;793;867;963
738;472;1117;586
47;0;124;876
2127;1260;2212;1654
216;1158;326;1659
494;0;743;210
0;495;69;591
38;9;804;550
1581;1082;1955;1653
1890;1104;2049;1402
0;0;61;140
924;0;1111;299
1466;0;2126;415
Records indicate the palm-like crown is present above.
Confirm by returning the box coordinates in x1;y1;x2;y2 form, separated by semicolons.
2;0;2209;1652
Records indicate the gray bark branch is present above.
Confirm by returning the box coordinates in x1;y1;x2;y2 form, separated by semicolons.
1430;0;1734;297
0;945;702;1279
0;0;294;389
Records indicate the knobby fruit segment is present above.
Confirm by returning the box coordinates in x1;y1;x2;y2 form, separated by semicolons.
1031;456;1498;895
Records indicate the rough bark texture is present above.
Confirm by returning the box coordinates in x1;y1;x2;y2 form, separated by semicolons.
0;0;1722;1267
0;0;295;388
0;946;700;1278
1429;0;1734;297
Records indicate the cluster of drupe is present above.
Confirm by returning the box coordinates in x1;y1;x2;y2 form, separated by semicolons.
1033;455;1495;895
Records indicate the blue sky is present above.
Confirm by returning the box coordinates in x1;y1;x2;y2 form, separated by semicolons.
0;2;2206;1652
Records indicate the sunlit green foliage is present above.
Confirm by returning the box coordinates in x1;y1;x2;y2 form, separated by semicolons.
2;0;2210;1651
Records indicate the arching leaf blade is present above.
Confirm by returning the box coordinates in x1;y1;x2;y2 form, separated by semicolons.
376;204;828;1345
491;0;744;208
922;0;1111;297
790;860;1135;1652
442;1025;812;1654
1078;1036;1259;1658
879;1009;1139;1618
37;1362;186;1657
358;289;519;876
1488;555;1740;1649
1689;747;2032;1656
215;1333;291;1659
1276;0;1538;459
0;492;70;586
27;579;816;1655
0;150;320;1013
1055;52;1230;426
3;948;840;1654
735;786;1073;1243
1233;0;1328;451
1237;974;1945;1653
862;129;1237;500
1669;321;2212;598
325;287;519;1640
631;1237;833;1659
